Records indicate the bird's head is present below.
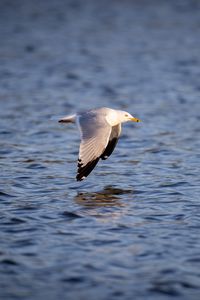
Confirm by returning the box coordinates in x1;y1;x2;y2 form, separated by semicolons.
119;111;141;123
105;108;141;126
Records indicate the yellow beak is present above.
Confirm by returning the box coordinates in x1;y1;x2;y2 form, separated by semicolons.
130;117;141;122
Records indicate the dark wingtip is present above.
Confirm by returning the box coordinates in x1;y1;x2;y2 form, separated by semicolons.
100;137;118;160
76;158;99;181
76;176;84;181
76;172;87;181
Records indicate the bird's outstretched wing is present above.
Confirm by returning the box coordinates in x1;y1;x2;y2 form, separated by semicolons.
101;124;121;160
76;111;112;181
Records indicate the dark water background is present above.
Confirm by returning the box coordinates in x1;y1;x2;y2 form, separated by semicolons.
0;0;200;299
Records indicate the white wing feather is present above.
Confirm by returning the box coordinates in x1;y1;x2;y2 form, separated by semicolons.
76;111;111;180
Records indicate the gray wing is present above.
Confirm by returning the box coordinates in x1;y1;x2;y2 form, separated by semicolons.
101;124;121;160
76;111;112;181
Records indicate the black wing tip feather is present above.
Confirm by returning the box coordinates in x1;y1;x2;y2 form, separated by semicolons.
76;137;119;181
100;137;118;160
76;158;99;181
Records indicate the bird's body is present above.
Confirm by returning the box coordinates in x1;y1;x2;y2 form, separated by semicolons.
59;107;140;181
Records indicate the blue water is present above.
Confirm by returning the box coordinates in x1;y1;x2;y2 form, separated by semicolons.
0;0;200;299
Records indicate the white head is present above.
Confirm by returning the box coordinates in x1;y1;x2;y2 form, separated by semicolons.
118;110;141;123
106;109;141;126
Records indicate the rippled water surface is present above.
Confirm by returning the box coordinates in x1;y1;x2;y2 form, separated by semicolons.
1;0;200;299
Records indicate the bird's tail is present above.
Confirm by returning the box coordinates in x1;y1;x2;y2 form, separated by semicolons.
58;114;76;123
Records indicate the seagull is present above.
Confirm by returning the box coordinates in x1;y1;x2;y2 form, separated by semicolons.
59;107;140;181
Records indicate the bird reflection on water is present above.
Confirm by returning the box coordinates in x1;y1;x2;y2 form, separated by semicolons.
74;186;132;208
73;186;133;220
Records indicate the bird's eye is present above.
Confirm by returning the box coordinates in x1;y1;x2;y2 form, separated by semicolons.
125;114;128;117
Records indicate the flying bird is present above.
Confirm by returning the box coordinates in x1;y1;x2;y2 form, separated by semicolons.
59;107;140;181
